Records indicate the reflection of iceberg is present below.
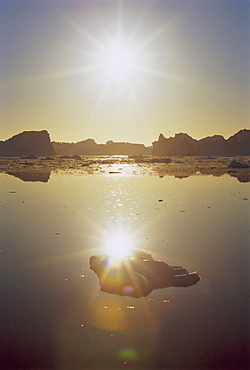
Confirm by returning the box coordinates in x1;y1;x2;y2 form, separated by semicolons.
155;164;250;183
6;169;51;182
90;250;200;298
227;170;250;183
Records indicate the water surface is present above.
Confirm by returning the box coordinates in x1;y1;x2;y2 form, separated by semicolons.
0;166;249;368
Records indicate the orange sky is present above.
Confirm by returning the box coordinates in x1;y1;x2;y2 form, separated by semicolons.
1;0;249;145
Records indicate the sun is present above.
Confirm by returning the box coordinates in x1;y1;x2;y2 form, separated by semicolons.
38;5;182;92
101;36;137;85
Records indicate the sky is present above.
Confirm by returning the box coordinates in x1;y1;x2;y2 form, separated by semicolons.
1;0;249;146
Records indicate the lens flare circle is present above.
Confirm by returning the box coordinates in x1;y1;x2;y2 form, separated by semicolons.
122;285;134;295
119;347;138;360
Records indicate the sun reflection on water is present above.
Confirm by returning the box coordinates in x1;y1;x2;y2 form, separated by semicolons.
103;231;134;263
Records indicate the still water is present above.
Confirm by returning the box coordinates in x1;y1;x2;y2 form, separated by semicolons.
0;168;249;369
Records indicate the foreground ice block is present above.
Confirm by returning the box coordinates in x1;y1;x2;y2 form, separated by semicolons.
90;250;200;298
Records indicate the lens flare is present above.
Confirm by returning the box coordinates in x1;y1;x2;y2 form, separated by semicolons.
119;347;138;360
122;285;134;295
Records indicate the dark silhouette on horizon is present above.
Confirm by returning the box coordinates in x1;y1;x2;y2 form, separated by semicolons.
0;129;249;157
152;129;250;156
0;130;55;157
53;139;152;156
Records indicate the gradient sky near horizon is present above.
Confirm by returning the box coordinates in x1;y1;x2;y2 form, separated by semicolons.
1;0;249;145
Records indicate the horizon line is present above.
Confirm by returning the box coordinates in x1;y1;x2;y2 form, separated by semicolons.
2;128;249;147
